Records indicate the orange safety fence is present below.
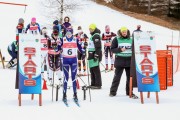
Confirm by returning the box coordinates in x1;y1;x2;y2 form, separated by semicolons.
156;50;173;90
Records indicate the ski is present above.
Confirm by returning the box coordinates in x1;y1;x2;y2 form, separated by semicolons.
73;98;80;107
63;99;69;107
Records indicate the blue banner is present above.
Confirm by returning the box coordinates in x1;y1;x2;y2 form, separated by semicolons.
134;32;160;92
19;34;42;94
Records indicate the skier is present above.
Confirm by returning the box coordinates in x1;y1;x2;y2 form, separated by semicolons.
25;17;41;34
58;28;83;102
109;27;138;99
102;25;116;70
6;41;18;68
40;27;51;80
75;26;89;76
16;18;25;41
47;26;62;85
88;23;102;89
53;20;65;37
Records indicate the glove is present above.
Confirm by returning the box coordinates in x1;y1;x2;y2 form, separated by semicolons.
94;54;99;62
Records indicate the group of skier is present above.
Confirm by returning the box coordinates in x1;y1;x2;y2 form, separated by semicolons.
6;16;141;104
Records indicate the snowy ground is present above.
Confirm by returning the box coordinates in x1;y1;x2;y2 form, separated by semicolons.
0;0;180;120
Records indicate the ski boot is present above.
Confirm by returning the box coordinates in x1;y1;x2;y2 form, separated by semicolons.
62;92;67;101
105;64;108;70
73;93;78;102
110;64;114;70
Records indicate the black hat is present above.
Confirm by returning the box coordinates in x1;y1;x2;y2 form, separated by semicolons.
53;20;59;26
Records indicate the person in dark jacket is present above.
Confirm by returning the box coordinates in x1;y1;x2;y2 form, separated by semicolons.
109;27;138;99
6;41;18;68
88;24;102;89
130;25;143;90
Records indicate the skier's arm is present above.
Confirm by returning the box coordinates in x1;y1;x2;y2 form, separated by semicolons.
37;23;41;32
92;34;101;55
92;34;102;62
77;39;83;53
57;38;63;52
25;24;30;33
111;32;117;37
111;37;123;53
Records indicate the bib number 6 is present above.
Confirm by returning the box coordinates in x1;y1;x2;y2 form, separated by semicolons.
67;49;72;55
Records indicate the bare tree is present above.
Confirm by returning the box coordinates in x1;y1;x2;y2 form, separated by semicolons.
41;0;84;24
148;0;151;15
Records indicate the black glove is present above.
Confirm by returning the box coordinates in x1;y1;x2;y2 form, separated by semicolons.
94;54;99;62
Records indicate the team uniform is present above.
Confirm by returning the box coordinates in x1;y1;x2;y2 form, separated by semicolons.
47;34;62;83
40;33;50;79
58;34;83;100
75;32;88;75
102;31;116;70
25;23;40;34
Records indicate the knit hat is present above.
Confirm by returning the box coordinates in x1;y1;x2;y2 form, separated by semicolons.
120;27;128;32
31;17;36;23
89;23;96;30
18;18;24;24
53;20;59;26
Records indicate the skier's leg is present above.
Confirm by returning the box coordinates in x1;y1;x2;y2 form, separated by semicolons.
109;48;114;70
82;53;86;75
110;67;124;96
78;51;82;74
70;59;78;94
63;62;70;94
104;46;108;70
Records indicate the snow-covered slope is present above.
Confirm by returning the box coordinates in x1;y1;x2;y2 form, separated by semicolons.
0;0;180;120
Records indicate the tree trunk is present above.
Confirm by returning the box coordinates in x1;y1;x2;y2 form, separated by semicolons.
60;0;63;24
148;0;151;15
125;0;128;10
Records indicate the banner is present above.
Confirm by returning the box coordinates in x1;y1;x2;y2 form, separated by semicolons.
19;34;41;94
134;31;160;92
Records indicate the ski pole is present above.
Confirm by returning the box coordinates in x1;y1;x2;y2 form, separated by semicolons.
86;58;92;102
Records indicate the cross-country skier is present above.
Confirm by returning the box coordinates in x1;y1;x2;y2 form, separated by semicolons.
47;26;62;85
102;25;116;70
75;26;88;76
88;23;102;89
58;28;83;102
109;27;138;99
6;41;18;68
40;27;51;80
25;17;40;34
16;18;25;41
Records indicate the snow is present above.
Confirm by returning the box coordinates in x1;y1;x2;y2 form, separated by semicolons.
0;0;180;120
